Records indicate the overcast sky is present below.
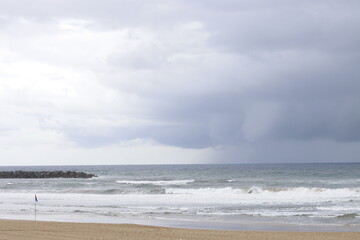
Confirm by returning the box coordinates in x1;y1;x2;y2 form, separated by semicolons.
0;0;359;165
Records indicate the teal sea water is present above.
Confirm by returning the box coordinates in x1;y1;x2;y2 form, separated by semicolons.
0;163;359;231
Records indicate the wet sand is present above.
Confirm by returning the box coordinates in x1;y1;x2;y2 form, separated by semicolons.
0;220;358;240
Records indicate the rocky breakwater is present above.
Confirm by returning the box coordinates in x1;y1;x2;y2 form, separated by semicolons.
0;171;97;179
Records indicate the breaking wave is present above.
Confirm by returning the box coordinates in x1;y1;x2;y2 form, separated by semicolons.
164;187;360;204
116;179;195;186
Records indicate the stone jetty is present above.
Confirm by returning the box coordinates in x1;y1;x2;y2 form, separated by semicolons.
0;171;97;179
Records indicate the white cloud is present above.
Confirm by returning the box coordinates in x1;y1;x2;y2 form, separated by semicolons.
0;139;214;166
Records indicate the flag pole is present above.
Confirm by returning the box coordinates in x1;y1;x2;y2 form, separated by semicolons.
34;195;37;222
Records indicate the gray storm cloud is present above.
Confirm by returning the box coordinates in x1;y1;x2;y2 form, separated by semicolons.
0;0;359;164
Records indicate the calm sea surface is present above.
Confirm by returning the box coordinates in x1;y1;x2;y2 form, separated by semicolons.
0;163;359;231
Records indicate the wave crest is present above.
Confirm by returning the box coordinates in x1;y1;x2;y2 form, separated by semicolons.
116;179;195;186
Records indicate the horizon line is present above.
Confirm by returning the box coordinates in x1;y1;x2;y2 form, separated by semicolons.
0;161;359;168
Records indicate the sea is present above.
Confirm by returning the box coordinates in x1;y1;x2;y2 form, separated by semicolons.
0;163;359;231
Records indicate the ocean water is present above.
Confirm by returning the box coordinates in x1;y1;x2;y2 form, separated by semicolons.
0;163;359;231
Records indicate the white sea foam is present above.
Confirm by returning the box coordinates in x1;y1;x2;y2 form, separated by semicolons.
165;187;360;204
116;179;195;185
316;206;360;211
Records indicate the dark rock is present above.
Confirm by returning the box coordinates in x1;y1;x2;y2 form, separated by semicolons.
0;171;97;179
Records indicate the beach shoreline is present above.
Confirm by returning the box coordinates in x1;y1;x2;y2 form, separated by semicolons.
1;164;359;235
1;215;359;233
0;219;359;240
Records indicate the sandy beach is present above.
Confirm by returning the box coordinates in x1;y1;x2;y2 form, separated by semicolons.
0;220;358;240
